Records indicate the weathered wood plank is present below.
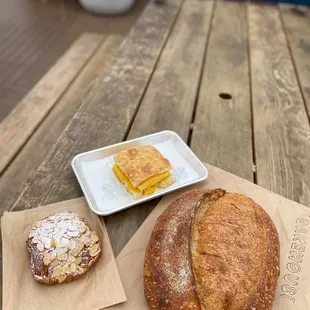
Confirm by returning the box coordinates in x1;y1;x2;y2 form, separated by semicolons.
0;35;123;212
280;4;310;120
2;1;182;299
191;0;253;181
0;33;104;173
106;0;215;255
11;0;182;215
248;3;310;206
0;36;122;304
127;0;214;141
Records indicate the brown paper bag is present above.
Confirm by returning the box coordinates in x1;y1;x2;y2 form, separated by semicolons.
1;197;127;310
110;164;310;310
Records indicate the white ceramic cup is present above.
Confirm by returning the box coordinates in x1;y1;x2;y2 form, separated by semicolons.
79;0;135;15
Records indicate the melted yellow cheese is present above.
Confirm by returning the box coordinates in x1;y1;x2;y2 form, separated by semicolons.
144;186;156;195
113;164;129;185
112;165;169;197
137;171;170;190
113;165;143;196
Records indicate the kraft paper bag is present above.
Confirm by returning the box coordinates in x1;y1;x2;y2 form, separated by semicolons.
110;163;310;310
1;197;127;310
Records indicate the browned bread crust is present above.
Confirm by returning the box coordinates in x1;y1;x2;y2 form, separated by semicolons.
144;189;280;310
144;189;207;309
26;211;102;284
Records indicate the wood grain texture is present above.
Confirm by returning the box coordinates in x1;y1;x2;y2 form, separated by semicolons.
127;0;214;141
0;0;148;121
280;4;310;120
248;3;310;206
0;36;122;305
11;0;183;255
191;0;253;181
0;33;104;173
106;0;215;254
0;35;123;212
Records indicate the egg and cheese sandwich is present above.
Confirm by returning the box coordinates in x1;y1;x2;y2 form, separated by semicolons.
113;145;175;198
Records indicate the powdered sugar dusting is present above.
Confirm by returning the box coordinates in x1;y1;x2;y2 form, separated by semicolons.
159;206;193;294
27;211;101;284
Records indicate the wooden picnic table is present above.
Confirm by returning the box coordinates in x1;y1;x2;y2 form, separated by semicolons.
1;0;310;302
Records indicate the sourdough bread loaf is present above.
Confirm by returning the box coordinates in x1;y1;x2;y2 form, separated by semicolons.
144;189;280;310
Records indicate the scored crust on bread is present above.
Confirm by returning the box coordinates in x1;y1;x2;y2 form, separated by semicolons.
144;189;208;309
114;145;172;187
190;190;280;310
26;211;102;284
144;189;280;310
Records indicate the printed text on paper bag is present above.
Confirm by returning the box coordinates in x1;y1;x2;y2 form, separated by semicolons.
281;216;310;303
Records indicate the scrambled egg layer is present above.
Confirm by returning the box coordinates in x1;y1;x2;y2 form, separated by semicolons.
113;165;170;197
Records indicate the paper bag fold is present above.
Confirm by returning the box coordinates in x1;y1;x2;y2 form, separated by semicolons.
1;198;127;310
110;164;310;310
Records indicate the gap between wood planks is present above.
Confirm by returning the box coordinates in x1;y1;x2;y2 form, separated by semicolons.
10;0;185;213
0;33;106;176
278;4;310;126
248;2;310;206
246;1;257;184
0;35;123;212
0;5;187;305
186;0;217;148
107;0;215;256
120;0;186;143
190;0;253;181
127;0;215;142
8;0;187;263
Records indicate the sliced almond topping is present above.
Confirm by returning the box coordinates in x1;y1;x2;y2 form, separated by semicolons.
32;238;39;244
68;224;77;232
44;239;51;249
75;240;85;251
90;244;99;253
52;266;62;278
75;257;82;265
65;234;73;240
59;261;66;267
68;239;76;250
43;258;51;266
48;250;57;260
90;232;99;243
70;263;77;273
89;244;99;257
79;224;87;233
57;247;68;254
79;242;85;251
71;248;80;256
51;238;57;248
85;241;93;247
60;237;69;247
57;253;68;261
37;242;44;252
82;235;91;244
29;212;101;282
58;274;67;284
43;250;49;259
84;228;90;236
50;260;60;267
67;230;79;237
90;251;98;257
62;265;70;274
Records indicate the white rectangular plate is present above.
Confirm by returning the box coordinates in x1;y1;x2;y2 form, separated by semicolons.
71;131;208;216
